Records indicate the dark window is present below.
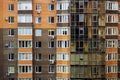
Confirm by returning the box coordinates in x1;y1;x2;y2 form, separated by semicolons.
48;30;54;36
49;41;54;48
49;54;54;60
48;17;54;23
48;4;54;11
8;16;14;23
8;4;14;11
8;53;14;60
9;78;14;80
49;66;54;72
36;78;41;80
36;66;42;73
36;53;42;60
8;29;14;36
36;41;41;48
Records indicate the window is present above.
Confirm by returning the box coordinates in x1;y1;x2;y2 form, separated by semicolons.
8;41;14;48
119;16;120;22
57;27;69;35
106;39;118;48
56;78;69;80
79;66;85;74
36;53;42;61
8;4;14;11
57;40;69;48
106;27;118;35
8;16;14;23
19;40;32;48
18;2;32;10
36;17;41;23
49;66;55;73
18;53;32;60
35;78;41;80
18;27;32;35
106;53;118;61
36;4;41;11
107;79;117;80
57;65;69;73
48;17;54;23
18;65;32;73
18;78;32;80
8;53;14;61
9;78;14;80
8;29;14;36
48;30;54;36
76;41;84;48
36;66;42;73
49;41;54;48
119;4;120;11
79;28;84;36
92;14;98;22
92;67;98;74
106;14;118;23
106;65;118;73
79;1;84;9
48;4;54;11
92;1;98;9
92;28;98;35
8;67;15;73
118;41;120;48
92;41;98;48
18;14;32;23
56;53;69;60
35;41;41;48
57;2;69;10
79;14;84;22
49;54;54;61
57;14;69;23
106;1;118;10
35;29;42;36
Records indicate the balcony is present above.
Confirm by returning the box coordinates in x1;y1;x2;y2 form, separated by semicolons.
18;1;32;14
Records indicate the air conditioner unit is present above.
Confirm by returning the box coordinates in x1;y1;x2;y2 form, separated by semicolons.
5;17;8;21
50;60;55;64
50;36;55;40
6;72;10;76
36;10;41;13
51;0;54;2
5;43;9;47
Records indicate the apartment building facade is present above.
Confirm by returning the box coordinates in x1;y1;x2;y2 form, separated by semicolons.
0;0;120;80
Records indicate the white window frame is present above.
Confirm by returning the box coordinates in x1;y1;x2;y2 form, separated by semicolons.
18;40;32;48
56;65;69;73
106;1;118;10
18;65;32;73
8;4;14;11
35;29;42;36
106;27;118;35
18;53;32;60
57;40;69;48
56;53;69;60
57;1;69;10
106;53;118;61
57;14;69;23
49;65;55;73
106;39;118;48
8;53;14;61
106;14;118;23
8;66;15;73
18;27;32;35
57;27;69;36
